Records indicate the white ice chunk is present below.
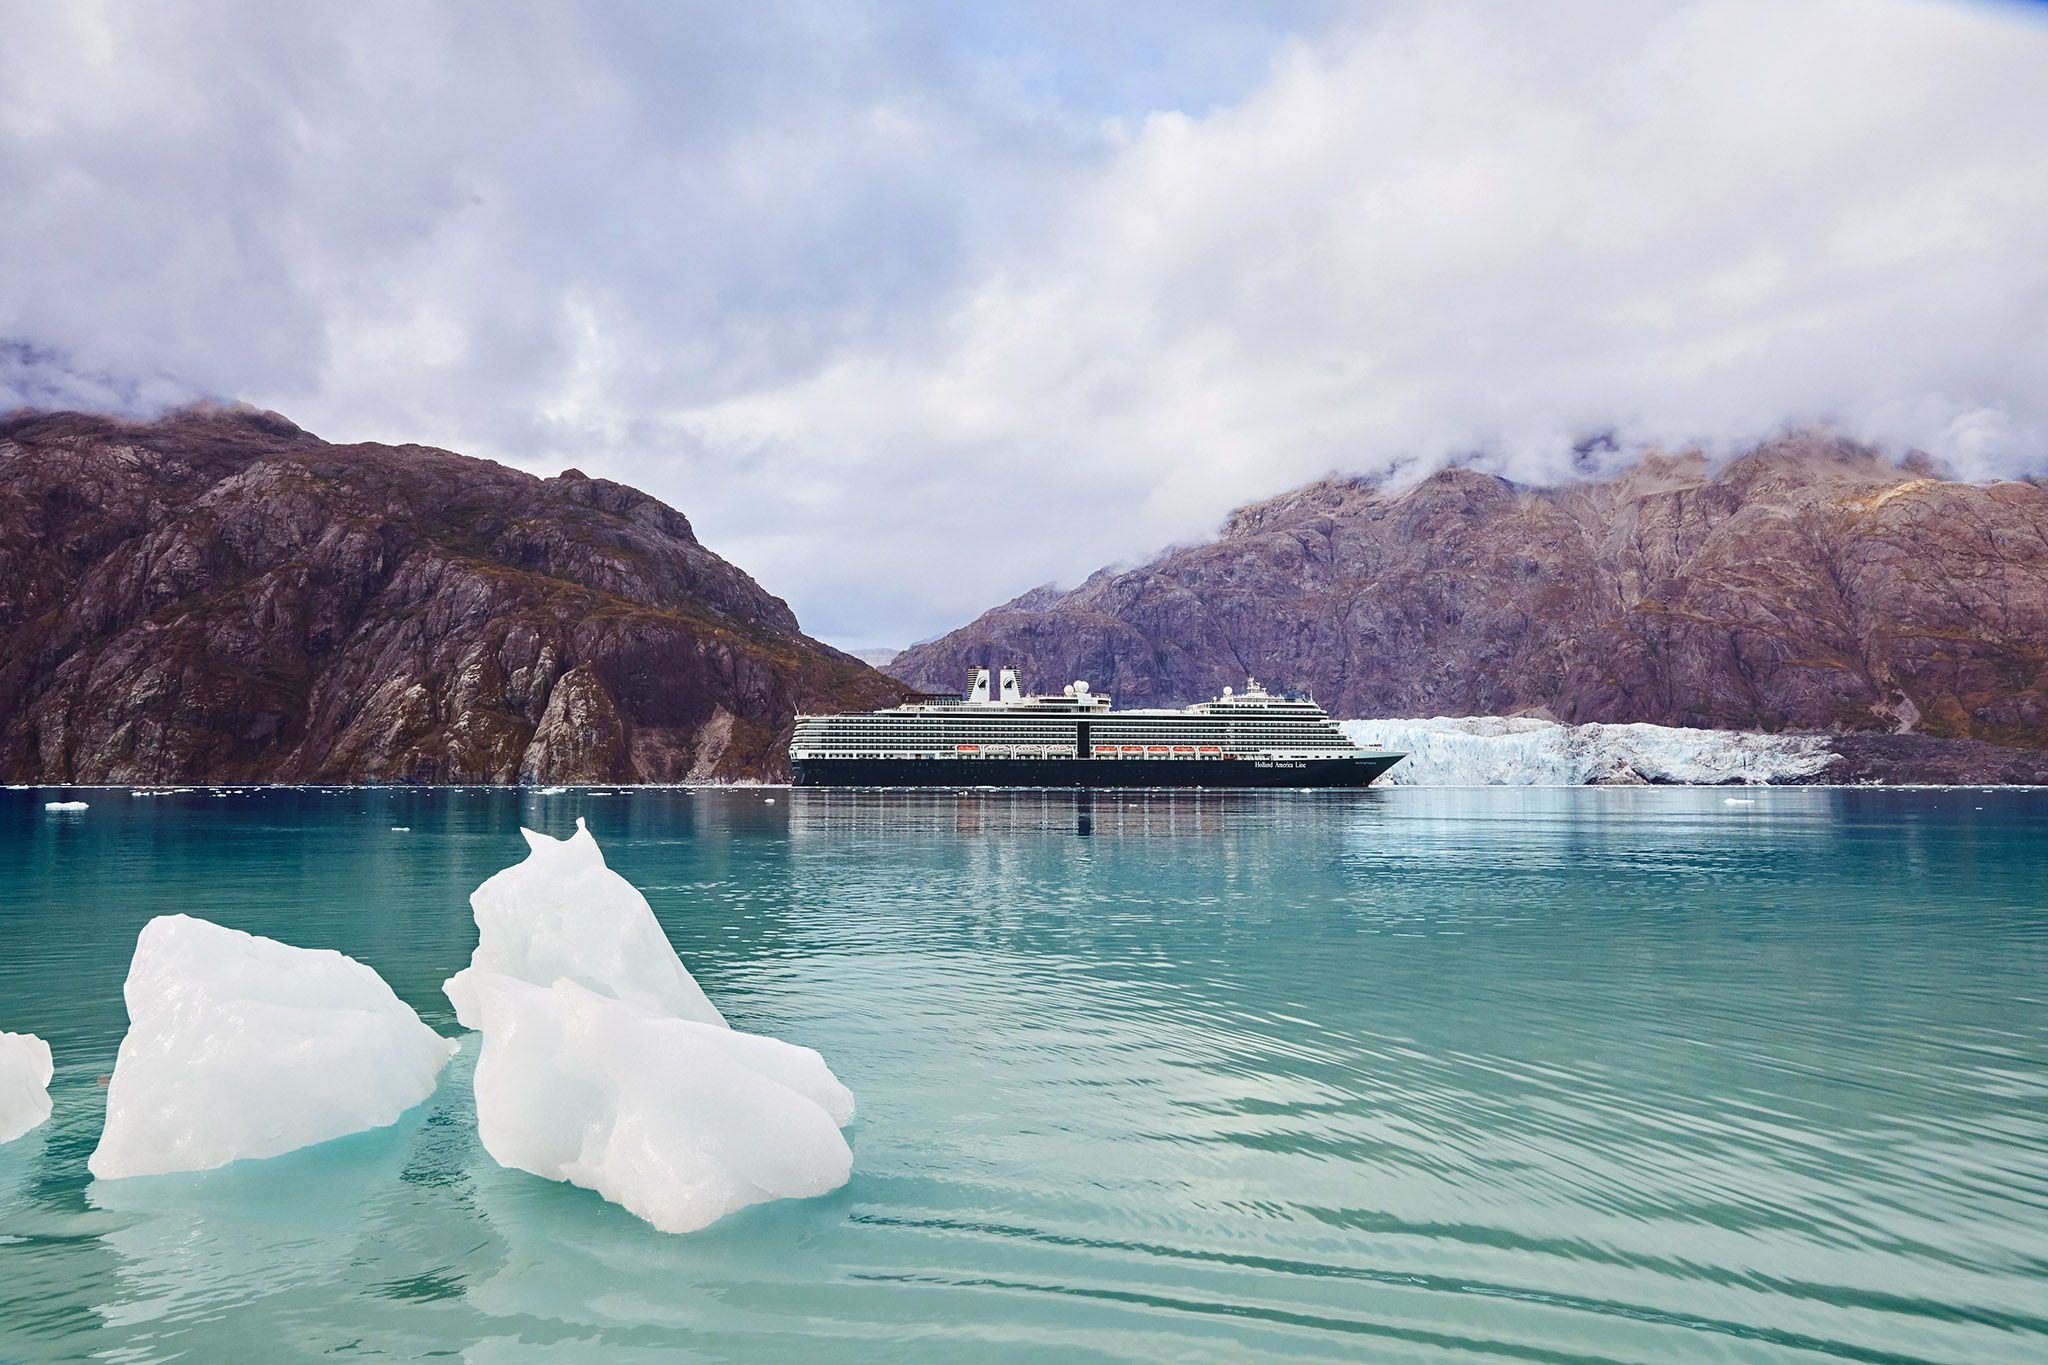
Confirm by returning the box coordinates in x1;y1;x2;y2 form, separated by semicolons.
1342;717;1835;786
89;915;457;1179
44;800;89;811
465;974;852;1233
443;817;725;1030
0;1031;54;1143
446;821;856;1233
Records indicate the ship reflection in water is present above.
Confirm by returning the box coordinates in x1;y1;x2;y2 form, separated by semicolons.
786;786;1391;839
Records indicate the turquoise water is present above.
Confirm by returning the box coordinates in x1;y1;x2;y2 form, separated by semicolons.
1;786;2045;1362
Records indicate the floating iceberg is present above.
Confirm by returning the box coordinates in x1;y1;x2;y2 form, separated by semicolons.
446;820;854;1233
0;1031;54;1143
89;915;456;1179
465;975;852;1233
44;800;89;811
1342;717;1836;786
444;818;725;1029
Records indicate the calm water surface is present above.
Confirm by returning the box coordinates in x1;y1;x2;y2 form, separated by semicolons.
0;786;2044;1362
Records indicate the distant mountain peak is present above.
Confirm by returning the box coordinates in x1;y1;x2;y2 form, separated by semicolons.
892;432;2048;768
0;406;901;782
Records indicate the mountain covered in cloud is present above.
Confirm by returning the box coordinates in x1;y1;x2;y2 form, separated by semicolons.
893;433;2048;773
0;342;196;420
4;2;2045;647
0;406;901;783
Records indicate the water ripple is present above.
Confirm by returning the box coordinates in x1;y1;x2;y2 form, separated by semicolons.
0;787;2044;1360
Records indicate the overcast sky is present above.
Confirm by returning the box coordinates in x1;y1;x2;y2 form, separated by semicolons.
3;0;2046;648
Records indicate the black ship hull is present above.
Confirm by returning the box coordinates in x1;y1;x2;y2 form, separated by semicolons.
791;754;1402;789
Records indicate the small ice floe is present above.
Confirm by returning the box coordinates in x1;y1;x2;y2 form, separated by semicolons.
764;797;777;805
89;916;456;1179
44;800;89;812
1723;796;1756;805
130;788;195;798
0;1031;54;1143
445;819;854;1233
536;786;568;795
390;826;411;832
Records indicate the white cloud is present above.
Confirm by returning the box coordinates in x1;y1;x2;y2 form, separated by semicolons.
3;0;2044;647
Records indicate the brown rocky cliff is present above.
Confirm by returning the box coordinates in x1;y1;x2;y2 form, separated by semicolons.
0;405;904;782
894;433;2048;749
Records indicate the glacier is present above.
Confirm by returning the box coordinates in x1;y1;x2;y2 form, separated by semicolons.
445;819;856;1234
0;1030;53;1143
89;915;457;1179
1342;716;1836;786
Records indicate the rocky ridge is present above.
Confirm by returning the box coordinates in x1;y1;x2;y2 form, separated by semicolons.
0;405;903;783
894;434;2048;779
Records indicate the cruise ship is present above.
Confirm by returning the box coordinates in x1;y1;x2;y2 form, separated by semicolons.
791;667;1404;788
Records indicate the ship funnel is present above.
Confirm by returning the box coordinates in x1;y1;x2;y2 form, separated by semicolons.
998;666;1022;704
966;667;991;704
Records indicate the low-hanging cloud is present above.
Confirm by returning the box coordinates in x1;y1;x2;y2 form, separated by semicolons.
3;0;2044;647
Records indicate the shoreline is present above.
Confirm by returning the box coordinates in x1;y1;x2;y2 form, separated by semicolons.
11;781;2048;793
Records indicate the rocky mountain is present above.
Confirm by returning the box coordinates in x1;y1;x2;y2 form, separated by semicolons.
0;405;904;783
895;433;2048;772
